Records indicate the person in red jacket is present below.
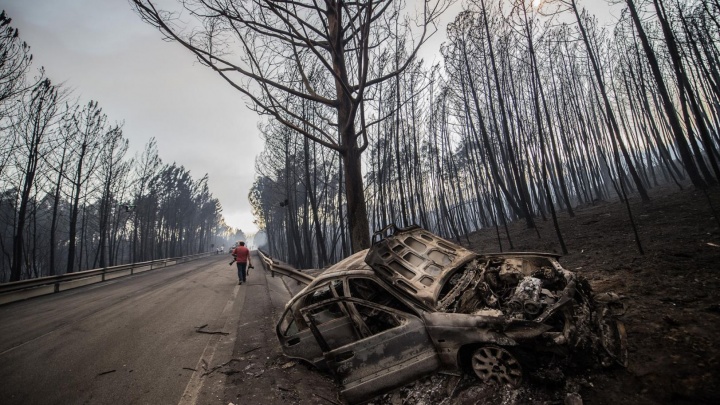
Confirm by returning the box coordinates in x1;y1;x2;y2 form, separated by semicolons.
232;241;251;285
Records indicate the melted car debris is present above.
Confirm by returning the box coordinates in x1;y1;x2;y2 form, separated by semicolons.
440;255;624;364
268;225;627;404
365;225;627;369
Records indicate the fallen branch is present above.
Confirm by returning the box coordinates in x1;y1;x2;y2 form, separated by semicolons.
196;329;229;335
202;367;221;377
195;325;229;335
243;346;262;354
182;367;197;372
200;358;244;377
97;370;116;376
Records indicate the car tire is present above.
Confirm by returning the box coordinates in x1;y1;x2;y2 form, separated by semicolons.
470;345;523;387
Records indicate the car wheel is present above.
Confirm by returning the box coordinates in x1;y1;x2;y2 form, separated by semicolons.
471;346;523;387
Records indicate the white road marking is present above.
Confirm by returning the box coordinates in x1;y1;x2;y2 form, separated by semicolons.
178;283;243;405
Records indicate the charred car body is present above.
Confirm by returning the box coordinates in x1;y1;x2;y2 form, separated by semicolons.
273;225;626;404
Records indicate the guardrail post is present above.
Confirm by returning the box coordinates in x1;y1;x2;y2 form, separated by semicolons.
54;282;60;293
102;269;106;282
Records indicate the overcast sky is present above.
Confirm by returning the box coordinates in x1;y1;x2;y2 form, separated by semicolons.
0;0;619;236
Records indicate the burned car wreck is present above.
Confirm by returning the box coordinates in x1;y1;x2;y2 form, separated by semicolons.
272;225;627;404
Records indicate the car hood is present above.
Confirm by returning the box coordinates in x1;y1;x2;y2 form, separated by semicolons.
365;225;478;308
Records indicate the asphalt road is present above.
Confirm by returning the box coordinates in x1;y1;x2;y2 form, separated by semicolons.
0;254;252;405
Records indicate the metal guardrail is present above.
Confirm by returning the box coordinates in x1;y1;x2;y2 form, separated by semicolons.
0;251;217;305
256;250;314;285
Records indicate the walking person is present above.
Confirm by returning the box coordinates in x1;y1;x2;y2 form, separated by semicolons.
231;241;250;285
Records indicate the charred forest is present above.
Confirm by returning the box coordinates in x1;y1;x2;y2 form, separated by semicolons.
242;0;720;269
0;12;242;282
5;0;719;281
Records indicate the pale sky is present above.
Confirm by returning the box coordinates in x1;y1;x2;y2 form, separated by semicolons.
0;0;618;236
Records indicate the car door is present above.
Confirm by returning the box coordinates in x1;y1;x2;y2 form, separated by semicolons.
301;297;440;404
277;281;359;369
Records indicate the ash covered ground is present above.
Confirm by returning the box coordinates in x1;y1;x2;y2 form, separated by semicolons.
371;185;720;405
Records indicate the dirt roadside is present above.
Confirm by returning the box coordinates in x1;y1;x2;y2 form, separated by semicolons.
220;255;338;405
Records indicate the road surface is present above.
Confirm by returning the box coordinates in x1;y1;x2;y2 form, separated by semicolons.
0;253;337;405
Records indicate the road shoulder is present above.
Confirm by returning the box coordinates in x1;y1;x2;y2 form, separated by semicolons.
218;253;338;405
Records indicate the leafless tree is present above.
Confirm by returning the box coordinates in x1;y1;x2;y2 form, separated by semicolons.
94;125;129;268
623;0;710;188
64;101;107;273
9;79;59;280
131;0;454;252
